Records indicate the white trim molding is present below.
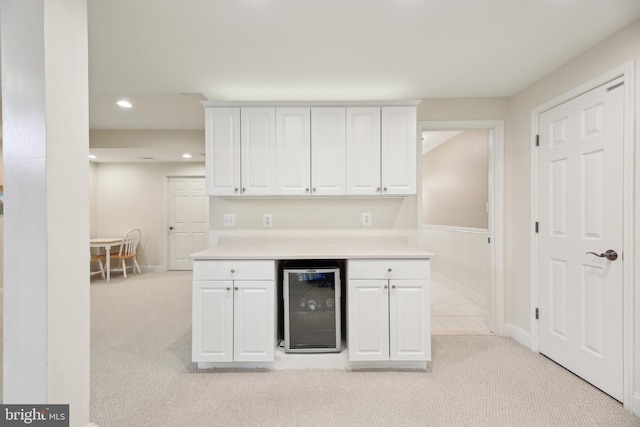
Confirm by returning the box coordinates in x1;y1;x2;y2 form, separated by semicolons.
505;323;531;348
419;120;505;336
530;60;636;411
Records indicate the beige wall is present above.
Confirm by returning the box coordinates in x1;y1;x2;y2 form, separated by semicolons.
93;162;205;270
506;18;640;334
422;130;489;228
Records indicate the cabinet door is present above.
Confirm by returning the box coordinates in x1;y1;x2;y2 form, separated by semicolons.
241;108;277;196
381;107;417;195
311;108;346;195
205;108;241;196
347;279;389;361
192;280;234;362
276;108;311;195
389;279;430;361
346;107;381;195
233;280;275;362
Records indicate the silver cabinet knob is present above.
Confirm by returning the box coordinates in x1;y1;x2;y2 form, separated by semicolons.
226;287;231;291
230;269;235;274
384;285;388;289
376;187;381;192
392;285;396;289
383;187;388;192
387;268;392;272
234;287;239;291
234;187;239;193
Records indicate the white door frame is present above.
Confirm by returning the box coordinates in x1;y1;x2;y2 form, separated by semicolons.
530;61;635;410
163;174;208;271
418;120;505;335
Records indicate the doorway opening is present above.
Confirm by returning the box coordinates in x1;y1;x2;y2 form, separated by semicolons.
419;120;504;336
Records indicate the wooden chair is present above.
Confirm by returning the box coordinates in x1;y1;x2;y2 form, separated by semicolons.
90;251;106;280
110;228;142;279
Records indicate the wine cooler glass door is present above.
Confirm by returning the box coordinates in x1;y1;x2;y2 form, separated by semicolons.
284;268;340;353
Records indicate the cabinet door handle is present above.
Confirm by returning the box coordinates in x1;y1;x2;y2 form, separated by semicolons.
392;285;396;289
305;188;310;192
230;269;235;274
384;285;388;289
383;187;388;192
234;187;239;193
226;287;231;291
377;187;381;193
234;287;239;291
242;187;246;193
387;268;392;272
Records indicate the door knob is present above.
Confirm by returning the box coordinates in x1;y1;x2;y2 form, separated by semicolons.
169;226;173;230
586;249;618;261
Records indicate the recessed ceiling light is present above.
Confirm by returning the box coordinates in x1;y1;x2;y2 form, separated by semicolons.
182;153;192;159
88;154;97;159
116;100;133;108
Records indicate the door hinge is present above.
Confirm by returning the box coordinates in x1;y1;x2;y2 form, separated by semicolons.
535;307;539;320
535;134;539;147
535;222;539;233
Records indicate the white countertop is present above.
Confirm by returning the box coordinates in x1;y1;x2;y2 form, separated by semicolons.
191;243;433;260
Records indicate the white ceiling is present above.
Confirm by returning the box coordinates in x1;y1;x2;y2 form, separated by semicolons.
82;0;640;158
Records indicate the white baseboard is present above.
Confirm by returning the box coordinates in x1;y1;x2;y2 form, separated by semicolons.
141;265;165;274
504;322;531;348
432;272;487;308
633;392;640;417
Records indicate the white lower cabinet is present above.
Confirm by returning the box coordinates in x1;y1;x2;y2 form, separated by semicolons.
192;260;276;365
347;259;430;364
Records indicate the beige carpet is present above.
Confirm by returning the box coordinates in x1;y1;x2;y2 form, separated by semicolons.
87;272;639;426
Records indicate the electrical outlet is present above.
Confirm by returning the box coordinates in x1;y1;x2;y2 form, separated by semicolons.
223;213;235;227
362;212;372;226
263;213;272;227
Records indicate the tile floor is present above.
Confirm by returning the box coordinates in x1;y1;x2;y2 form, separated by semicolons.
431;280;492;335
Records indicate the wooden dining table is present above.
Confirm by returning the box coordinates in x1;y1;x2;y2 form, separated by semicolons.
90;237;123;281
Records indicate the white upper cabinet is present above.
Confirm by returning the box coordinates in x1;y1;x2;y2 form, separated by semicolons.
345;107;382;195
381;107;417;195
311;108;346;195
204;102;417;197
276;108;311;195
241;108;277;196
276;107;346;196
205;108;240;196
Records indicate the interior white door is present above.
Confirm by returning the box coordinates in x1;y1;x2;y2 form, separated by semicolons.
537;77;624;400
169;177;209;270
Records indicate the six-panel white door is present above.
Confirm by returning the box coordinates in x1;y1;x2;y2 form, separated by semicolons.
538;77;624;400
241;108;277;196
168;177;209;270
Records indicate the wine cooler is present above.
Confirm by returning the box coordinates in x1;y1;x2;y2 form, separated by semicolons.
283;267;341;353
